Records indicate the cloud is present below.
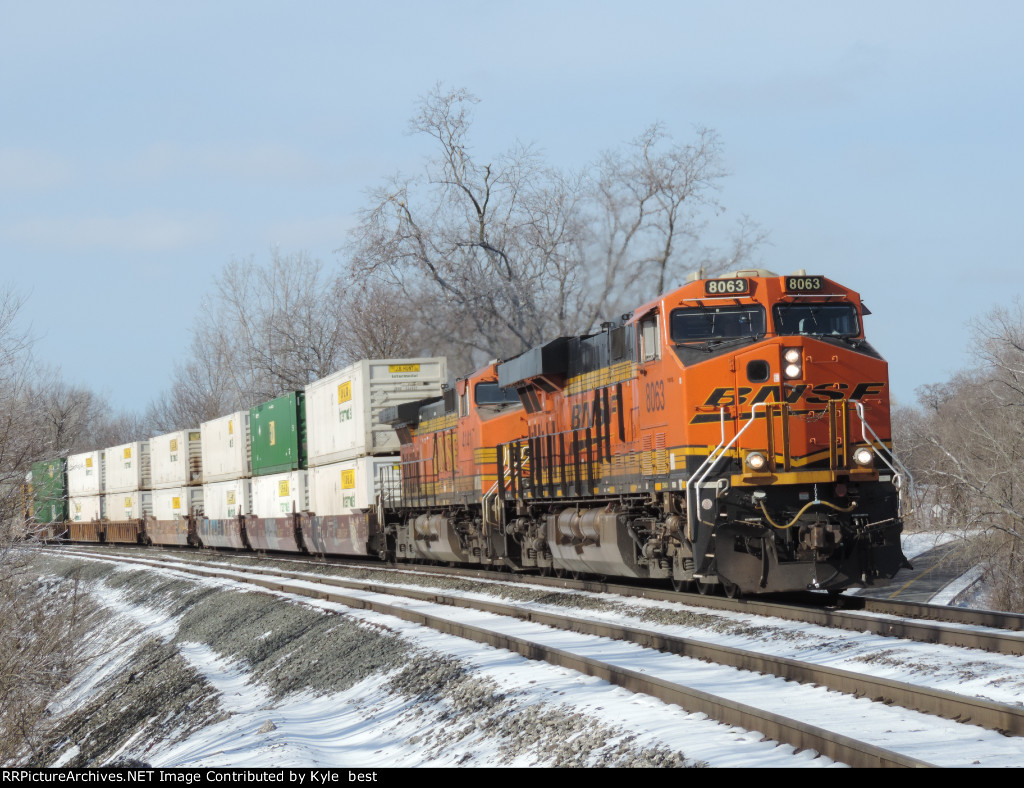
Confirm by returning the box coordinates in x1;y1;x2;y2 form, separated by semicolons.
1;214;220;252
0;149;74;191
130;143;334;184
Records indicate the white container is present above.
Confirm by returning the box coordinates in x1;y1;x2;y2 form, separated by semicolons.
305;358;447;466
152;486;204;520
67;451;104;496
150;430;202;489
201;411;251;482
309;456;401;516
69;495;104;522
104;441;151;494
103;490;153;520
250;471;308;518
203;479;253;519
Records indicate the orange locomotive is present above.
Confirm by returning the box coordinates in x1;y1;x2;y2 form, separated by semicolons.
384;269;912;596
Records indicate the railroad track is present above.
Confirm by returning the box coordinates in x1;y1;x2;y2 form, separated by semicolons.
44;545;1024;767
41;542;1024;653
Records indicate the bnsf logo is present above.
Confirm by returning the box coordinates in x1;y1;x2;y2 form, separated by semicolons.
692;382;885;421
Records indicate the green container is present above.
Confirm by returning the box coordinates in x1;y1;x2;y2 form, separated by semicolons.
250;392;307;476
31;459;67;524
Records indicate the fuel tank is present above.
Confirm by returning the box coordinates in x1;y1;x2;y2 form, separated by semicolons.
395;513;468;564
545;506;645;578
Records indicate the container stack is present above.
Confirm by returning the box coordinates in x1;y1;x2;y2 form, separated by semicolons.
30;458;68;526
103;440;152;522
201;410;252;519
304;358;446;517
149;429;204;520
53;356;447;554
67;450;104;523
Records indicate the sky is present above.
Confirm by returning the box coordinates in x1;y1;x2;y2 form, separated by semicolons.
2;1;1023;412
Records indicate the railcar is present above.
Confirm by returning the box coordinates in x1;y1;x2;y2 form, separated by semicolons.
381;363;527;565
383;269;912;595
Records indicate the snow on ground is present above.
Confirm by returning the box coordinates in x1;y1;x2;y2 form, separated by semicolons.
899;528;992;608
21;544;1024;769
900;529;961;561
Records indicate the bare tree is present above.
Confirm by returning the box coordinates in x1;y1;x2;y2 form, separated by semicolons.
144;331;241;433
351;87;559;371
348;85;767;373
27;370;110;457
86;407;151;449
586;124;716;322
336;274;417;361
0;288;42;531
899;300;1024;611
200;250;348;402
147;249;353;428
0;286;89;761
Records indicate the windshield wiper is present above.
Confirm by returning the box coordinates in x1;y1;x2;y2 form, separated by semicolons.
698;335;756;353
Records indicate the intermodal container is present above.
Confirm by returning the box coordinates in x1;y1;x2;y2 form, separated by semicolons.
67;451;104;496
200;410;251;482
104;441;151;493
152;486;204;520
305;358;447;466
150;430;202;489
103;490;153;521
250;470;308;518
309;456;401;516
203;478;252;520
69;495;103;522
250;392;306;476
31;459;67;524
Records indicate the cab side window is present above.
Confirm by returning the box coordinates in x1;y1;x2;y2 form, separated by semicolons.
640;316;660;362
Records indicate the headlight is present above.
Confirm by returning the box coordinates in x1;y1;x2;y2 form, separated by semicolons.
853;447;874;467
746;451;768;472
782;348;802;379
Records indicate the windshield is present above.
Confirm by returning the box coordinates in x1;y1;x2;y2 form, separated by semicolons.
773;303;860;337
670;305;766;342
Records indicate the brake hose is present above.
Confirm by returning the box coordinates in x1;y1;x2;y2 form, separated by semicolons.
758;497;857;530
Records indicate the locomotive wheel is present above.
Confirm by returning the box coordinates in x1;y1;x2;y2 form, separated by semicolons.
722;581;740;599
553;567;566;579
670;577;691;593
539;566;553;577
696;580;715;595
570;570;582;581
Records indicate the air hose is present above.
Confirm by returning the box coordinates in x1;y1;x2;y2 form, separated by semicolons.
758;497;857;530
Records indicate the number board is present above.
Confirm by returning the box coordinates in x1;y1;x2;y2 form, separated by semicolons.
704;278;749;296
784;275;826;292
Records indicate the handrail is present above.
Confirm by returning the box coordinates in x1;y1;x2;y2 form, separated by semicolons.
853;401;916;516
686;402;771;530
